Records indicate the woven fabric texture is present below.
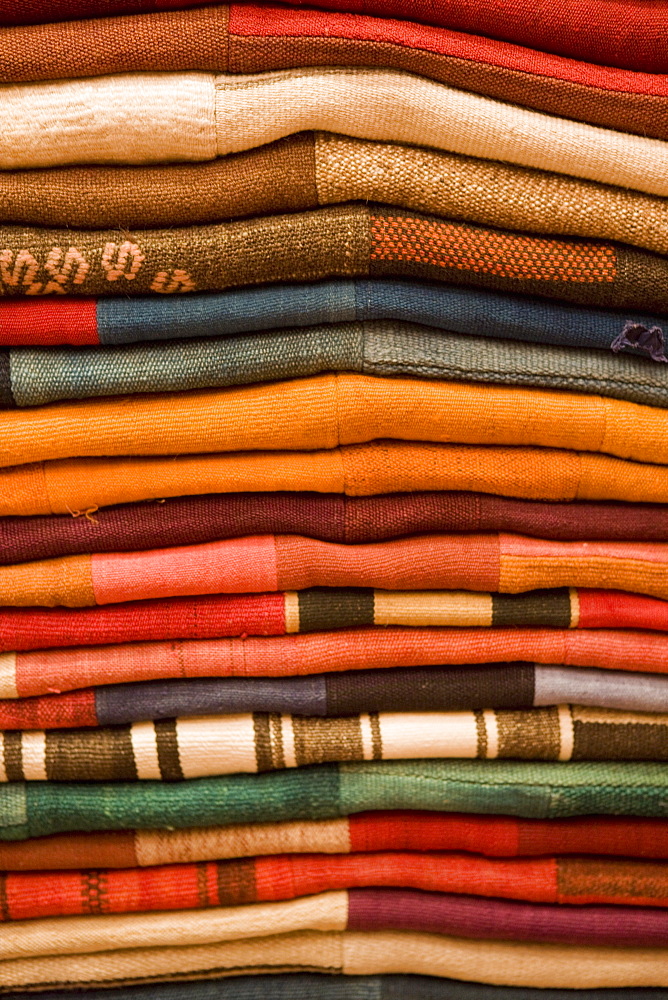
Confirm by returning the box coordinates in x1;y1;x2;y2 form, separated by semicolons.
3;627;668;701
6;323;668;411
4;134;668;254
1;69;668;195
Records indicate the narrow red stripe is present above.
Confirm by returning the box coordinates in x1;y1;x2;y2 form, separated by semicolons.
0;299;99;346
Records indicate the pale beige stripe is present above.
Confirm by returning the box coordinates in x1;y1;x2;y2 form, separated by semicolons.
3;931;668;990
175;714;257;778
569;587;580;628
280;714;297;769
378;712;479;759
0;893;349;962
283;592;300;633
373;590;493;627
557;704;575;761
358;713;375;761
0;652;17;699
129;721;162;780
135;817;351;867
0;740;7;783
18;731;46;781
482;708;500;759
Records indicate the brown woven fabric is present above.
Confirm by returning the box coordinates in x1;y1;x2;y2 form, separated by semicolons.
0;202;665;310
2;4;668;142
1;133;666;258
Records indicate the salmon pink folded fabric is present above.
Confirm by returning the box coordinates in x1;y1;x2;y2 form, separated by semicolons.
2;627;667;699
5;534;668;607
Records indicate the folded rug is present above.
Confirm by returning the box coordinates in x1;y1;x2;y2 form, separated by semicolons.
7;442;668;518
5;134;668;254
7;534;668;607
2;282;664;353
5;888;668;955
5;492;668;567
2;69;667;194
5;664;668;730
3;760;668;842
5;375;668;470
7;850;668;918
3;587;667;654
7;324;668;411
2;206;668;310
4;5;668;143
4;927;668;990
4;811;668;871
4;628;668;700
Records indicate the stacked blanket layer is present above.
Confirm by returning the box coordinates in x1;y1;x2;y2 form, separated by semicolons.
1;0;668;997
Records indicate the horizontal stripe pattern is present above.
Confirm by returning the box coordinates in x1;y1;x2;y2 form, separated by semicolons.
4;851;668;921
4;627;668;701
8;663;668;731
1;706;667;781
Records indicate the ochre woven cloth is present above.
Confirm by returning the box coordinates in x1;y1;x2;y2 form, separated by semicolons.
5;927;668;991
5;661;668;730
1;205;667;309
1;69;667;192
2;588;666;654
3;705;668;781
5;534;668;607
6;855;668;919
2;628;668;700
4;375;668;470
5;492;668;567
5;812;668;871
0;0;664;75
2;5;668;143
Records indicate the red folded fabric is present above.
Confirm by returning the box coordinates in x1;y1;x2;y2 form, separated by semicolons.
0;0;664;74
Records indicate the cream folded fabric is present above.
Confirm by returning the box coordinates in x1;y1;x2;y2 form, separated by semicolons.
3;929;668;990
2;68;668;195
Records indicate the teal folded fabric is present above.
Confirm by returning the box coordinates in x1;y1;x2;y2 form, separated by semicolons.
4;321;668;409
2;760;668;841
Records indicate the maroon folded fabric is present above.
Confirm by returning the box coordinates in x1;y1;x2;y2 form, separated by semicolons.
5;491;668;567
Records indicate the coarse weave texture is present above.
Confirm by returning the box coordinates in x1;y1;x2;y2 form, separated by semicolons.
5;492;668;566
5;134;668;253
6;812;668;871
6;375;668;470
3;588;666;655
2;206;668;312
3;760;668;843
7;323;668;411
4;705;668;781
9;851;668;920
7;928;668;991
5;888;668;954
6;663;668;730
4;6;668;144
8;534;668;607
5;627;668;700
1;69;668;194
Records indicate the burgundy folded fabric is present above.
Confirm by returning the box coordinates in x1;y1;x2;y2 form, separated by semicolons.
5;491;668;568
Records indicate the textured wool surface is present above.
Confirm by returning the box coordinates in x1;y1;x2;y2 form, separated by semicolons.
6;492;668;567
3;6;668;144
14;856;668;921
5;374;668;470
0;0;664;74
1;207;667;311
4;134;668;253
3;628;668;701
8;534;668;607
7;323;668;411
5;888;668;955
6;929;668;991
3;588;666;655
5;663;668;731
3;760;668;843
4;705;668;781
1;70;668;194
5;812;668;871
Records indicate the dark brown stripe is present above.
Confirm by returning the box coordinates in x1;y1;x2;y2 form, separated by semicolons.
154;719;184;781
252;712;273;773
269;712;285;771
572;721;668;761
496;706;562;760
368;712;383;760
215;858;258;906
492;589;572;628
81;870;109;915
292;715;364;766
297;587;375;632
474;709;488;758
0;873;9;922
2;731;23;782
45;726;138;781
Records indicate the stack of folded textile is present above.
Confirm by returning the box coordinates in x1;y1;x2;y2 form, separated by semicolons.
0;0;667;997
